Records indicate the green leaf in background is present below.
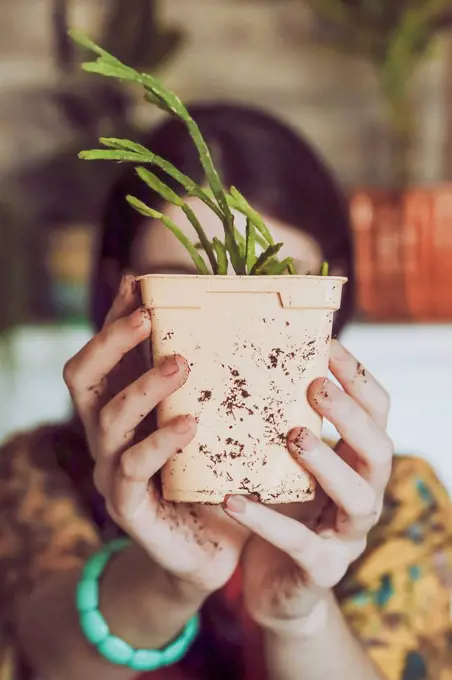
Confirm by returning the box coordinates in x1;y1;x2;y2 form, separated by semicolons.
303;0;452;186
98;0;184;72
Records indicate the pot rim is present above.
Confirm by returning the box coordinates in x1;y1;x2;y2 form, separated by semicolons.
136;273;348;283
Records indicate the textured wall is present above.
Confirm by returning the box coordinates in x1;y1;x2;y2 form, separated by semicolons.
0;0;451;186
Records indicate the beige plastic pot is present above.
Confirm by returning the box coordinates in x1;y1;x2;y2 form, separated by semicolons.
139;274;346;504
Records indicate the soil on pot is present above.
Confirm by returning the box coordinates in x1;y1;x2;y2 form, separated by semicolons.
159;324;332;504
139;274;345;504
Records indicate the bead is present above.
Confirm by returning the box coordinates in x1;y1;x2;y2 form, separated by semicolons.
129;648;163;672
80;611;109;645
82;551;110;580
107;538;132;554
76;579;99;612
186;614;200;638
162;634;189;665
76;538;199;672
98;636;134;665
161;614;200;665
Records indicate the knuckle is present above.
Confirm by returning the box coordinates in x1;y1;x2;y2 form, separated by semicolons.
328;546;353;583
374;495;384;520
98;406;115;439
141;371;164;403
331;563;349;587
63;358;79;391
105;497;123;522
152;427;173;451
312;564;343;589
378;432;394;463
119;449;134;479
106;488;137;524
93;464;107;497
366;420;393;466
339;396;358;424
378;387;391;416
291;541;322;569
350;485;377;519
97;322;112;344
120;446;144;480
104;479;129;522
95;323;118;357
351;536;368;560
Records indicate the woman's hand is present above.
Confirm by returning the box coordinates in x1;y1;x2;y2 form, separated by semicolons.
63;275;248;597
224;339;393;635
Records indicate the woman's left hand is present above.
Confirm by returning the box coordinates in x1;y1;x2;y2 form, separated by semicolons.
224;339;393;635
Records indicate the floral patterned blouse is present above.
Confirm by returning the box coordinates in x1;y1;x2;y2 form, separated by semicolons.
0;423;450;680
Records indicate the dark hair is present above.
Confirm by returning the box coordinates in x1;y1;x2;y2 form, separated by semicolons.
91;101;355;680
92;101;355;333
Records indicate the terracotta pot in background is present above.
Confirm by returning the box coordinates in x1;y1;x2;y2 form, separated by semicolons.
349;185;452;321
139;274;346;504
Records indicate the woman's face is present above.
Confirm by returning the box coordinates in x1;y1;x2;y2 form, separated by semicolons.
129;196;324;276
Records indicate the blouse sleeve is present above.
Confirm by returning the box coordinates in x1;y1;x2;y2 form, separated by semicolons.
336;456;452;680
0;426;101;627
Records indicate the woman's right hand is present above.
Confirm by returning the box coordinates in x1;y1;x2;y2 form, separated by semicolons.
63;275;248;597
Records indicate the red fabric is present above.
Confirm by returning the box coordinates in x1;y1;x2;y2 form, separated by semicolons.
139;569;266;680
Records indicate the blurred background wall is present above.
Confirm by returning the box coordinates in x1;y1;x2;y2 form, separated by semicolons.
1;0;451;490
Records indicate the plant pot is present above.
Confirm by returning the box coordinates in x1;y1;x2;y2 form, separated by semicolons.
139;274;346;504
403;186;452;320
349;189;408;321
349;184;452;321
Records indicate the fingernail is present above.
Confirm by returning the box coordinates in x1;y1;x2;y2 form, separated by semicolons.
131;306;150;328
224;495;246;513
310;378;331;404
159;355;180;376
288;427;316;456
172;414;195;434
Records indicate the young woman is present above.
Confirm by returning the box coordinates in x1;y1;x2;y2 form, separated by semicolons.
0;103;450;680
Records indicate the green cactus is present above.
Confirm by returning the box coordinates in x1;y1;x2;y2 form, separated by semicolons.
70;30;332;277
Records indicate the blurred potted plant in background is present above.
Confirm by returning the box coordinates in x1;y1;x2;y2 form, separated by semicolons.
54;0;183;74
5;0;185;329
40;0;185;324
304;0;452;321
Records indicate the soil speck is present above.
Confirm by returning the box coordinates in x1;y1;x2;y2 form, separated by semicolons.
268;347;283;368
220;367;254;418
198;389;212;403
357;363;367;378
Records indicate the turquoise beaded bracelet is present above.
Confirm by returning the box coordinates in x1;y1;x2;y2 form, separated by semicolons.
76;538;200;671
